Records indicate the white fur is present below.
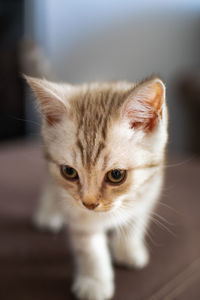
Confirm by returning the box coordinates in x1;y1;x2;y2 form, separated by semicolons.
71;232;114;300
28;77;168;300
33;179;64;232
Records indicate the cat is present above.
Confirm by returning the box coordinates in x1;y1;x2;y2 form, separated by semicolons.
25;75;168;300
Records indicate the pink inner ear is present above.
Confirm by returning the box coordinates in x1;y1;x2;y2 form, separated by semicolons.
130;113;158;132
130;121;142;129
40;101;64;126
147;82;164;119
124;80;164;132
46;115;61;126
25;76;68;127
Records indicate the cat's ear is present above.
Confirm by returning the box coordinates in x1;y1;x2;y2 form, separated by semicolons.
24;75;68;126
121;77;165;132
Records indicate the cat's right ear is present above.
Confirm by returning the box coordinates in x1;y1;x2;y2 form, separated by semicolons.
24;75;69;126
121;77;166;133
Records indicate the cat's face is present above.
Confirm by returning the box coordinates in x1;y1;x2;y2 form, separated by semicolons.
26;76;168;213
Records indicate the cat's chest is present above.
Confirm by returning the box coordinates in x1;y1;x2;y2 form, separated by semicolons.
65;203;136;232
67;210;113;231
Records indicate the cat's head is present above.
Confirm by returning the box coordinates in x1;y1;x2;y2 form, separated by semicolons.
26;76;168;213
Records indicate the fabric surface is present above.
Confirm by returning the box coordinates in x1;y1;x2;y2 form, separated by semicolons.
0;140;200;300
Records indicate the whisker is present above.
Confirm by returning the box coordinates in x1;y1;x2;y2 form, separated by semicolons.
149;216;176;237
151;212;174;226
7;115;41;128
163;157;194;169
158;201;180;215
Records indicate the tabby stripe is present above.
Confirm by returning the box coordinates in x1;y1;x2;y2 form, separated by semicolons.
76;139;84;165
93;142;105;165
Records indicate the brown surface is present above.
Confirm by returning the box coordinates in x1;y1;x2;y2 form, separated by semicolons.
0;140;200;300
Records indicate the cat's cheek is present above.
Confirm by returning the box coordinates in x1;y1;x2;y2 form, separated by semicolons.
48;162;67;186
101;174;133;210
95;193;125;213
112;195;126;210
47;162;80;199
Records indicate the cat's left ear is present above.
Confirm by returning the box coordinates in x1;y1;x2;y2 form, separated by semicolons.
121;77;166;132
24;75;69;126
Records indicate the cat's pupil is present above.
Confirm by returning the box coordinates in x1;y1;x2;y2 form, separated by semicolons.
66;167;75;175
60;165;78;181
111;170;122;179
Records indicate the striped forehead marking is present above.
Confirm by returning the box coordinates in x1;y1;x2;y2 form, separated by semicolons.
74;88;130;167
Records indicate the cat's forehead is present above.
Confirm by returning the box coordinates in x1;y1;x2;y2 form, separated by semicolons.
68;83;133;168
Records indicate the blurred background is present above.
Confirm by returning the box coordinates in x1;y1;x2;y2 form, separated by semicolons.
1;2;200;299
1;0;200;155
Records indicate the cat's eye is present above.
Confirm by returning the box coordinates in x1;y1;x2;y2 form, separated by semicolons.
60;165;79;181
106;169;127;185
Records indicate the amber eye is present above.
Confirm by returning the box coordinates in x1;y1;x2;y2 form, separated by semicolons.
60;165;79;181
106;169;127;185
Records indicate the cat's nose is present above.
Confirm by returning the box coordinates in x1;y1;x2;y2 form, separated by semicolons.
82;202;99;210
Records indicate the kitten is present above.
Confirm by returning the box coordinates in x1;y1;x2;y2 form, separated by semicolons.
25;75;168;300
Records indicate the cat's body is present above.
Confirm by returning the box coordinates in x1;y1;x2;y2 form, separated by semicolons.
26;76;168;300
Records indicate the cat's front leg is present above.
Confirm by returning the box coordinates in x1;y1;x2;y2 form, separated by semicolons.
33;178;64;233
70;230;114;300
109;215;150;269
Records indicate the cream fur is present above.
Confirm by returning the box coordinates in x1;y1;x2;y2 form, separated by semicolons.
27;76;168;300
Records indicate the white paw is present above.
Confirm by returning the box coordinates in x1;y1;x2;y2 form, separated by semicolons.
72;275;114;300
130;243;149;269
33;210;64;233
111;240;149;269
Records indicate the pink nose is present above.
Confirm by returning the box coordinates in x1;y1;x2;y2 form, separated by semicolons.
82;202;99;210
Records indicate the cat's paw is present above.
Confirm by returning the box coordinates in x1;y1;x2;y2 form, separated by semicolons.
33;210;64;233
72;275;114;300
129;243;149;269
111;240;149;269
